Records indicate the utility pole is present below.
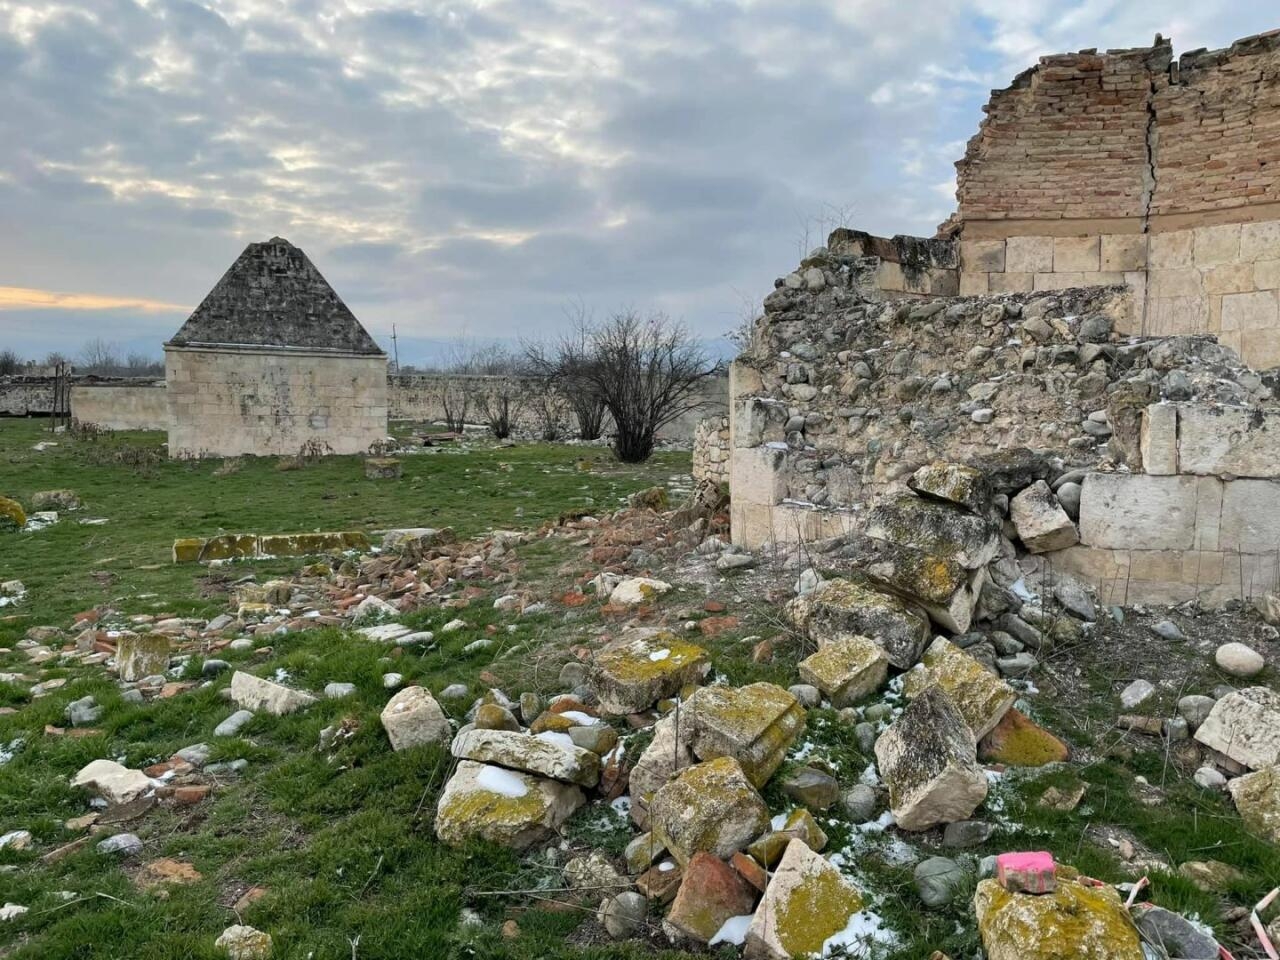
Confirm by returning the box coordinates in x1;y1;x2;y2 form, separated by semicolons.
391;324;400;373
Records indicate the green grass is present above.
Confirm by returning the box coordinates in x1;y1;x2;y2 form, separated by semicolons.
0;419;1277;958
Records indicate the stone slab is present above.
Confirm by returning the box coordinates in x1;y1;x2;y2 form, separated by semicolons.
1078;474;1222;552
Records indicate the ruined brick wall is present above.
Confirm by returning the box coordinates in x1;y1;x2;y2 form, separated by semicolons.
953;31;1280;368
70;383;168;430
165;347;388;458
692;415;730;484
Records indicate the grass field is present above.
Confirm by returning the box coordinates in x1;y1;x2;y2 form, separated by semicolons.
0;418;1277;959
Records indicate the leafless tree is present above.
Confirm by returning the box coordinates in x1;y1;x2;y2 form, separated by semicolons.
124;352;164;377
437;343;475;433
472;345;524;439
79;338;123;375
524;303;608;441
0;349;20;375
549;309;718;462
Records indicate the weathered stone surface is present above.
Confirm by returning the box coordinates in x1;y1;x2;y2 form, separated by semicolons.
1131;904;1219;960
215;924;273;960
743;839;864;960
71;760;152;805
451;729;600;787
866;494;1000;569
797;635;888;708
902;638;1016;740
435;760;584;850
908;461;993;515
664;851;758;944
978;708;1069;766
229;671;317;716
787;578;930;669
683;683;805;787
1215;642;1265;678
649;757;769;866
863;543;985;633
628;712;695;829
781;767;840;811
1078;473;1219;551
974;877;1143;960
1177;404;1280;479
1010;481;1078;554
590;631;710;715
380;686;452;751
116;634;170;682
874;686;988;831
1227;765;1280;843
609;577;672;606
1194;686;1280;770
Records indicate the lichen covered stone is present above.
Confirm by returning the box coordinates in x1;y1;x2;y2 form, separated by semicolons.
866;494;1001;569
590;630;710;715
787;578;931;669
799;635;888;708
1227;765;1280;843
684;682;805;787
649;757;769;866
198;534;258;562
1194;686;1280;770
743;839;865;960
116;634;171;683
451;728;600;787
908;461;993;515
902;637;1016;739
628;712;696;829
973;876;1143;960
979;708;1069;766
0;496;25;532
434;760;584;850
874;686;988;831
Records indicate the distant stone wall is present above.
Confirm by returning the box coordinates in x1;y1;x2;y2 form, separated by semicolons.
0;378;54;416
165;346;388;458
70;383;167;430
951;32;1280;368
692;416;730;484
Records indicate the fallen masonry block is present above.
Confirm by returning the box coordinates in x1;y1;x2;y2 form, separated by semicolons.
743;839;865;960
71;759;152;805
434;760;584;851
609;576;673;606
798;635;888;708
1009;481;1078;554
229;671;317;716
451;728;600;788
974;875;1143;960
875;686;988;831
864;543;986;634
115;634;171;683
649;757;769;866
172;531;371;563
590;629;710;715
866;494;1001;569
902;637;1016;740
663;851;758;944
908;461;993;515
381;526;457;556
787;578;930;669
683;682;805;787
381;686;452;751
978;708;1069;767
628;712;696;829
1226;765;1280;844
1193;686;1280;770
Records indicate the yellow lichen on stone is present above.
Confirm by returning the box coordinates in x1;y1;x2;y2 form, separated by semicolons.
903;638;1015;739
198;534;259;562
0;496;25;531
974;877;1143;960
172;538;204;563
685;682;805;787
773;861;864;956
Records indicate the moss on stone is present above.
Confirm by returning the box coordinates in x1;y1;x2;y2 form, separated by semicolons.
198;534;258;562
172;538;204;563
771;855;864;956
974;876;1143;960
0;496;26;532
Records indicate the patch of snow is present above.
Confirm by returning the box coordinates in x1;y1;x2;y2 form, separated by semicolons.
476;765;529;798
0;737;23;766
272;668;292;683
609;795;631;817
823;908;898;956
858;763;880;786
560;710;599;725
1010;577;1038;603
535;731;575;749
710;914;753;946
658;860;675;872
648;648;670;662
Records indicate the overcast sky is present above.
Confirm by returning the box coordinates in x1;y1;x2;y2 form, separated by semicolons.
1;1;1275;364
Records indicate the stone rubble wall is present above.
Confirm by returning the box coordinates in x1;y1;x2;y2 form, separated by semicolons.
165;346;389;459
0;377;55;416
691;416;730;485
70;383;168;431
952;31;1280;369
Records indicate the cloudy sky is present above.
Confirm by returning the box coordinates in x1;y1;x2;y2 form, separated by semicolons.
1;1;1275;365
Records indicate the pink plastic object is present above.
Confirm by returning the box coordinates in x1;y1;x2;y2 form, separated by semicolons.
1251;887;1279;960
996;851;1056;894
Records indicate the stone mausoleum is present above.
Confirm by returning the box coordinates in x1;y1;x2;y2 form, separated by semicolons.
164;238;388;458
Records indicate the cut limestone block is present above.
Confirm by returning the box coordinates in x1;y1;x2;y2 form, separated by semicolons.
364;457;402;480
381;686;452;751
683;683;805;787
451;729;600;788
1227;765;1280;843
71;759;152;805
196;534;258;562
798;636;888;708
786;578;930;669
1194;686;1280;770
874;686;988;831
866;494;1001;569
649;757;769;866
862;539;986;634
609;577;672;606
663;851;758;944
229;671;317;716
116;634;171;683
908;461;993;515
1009;481;1078;553
902;638;1016;740
590;630;710;715
743;839;865;960
434;760;584;850
257;531;370;557
628;712;695;829
973;876;1143;960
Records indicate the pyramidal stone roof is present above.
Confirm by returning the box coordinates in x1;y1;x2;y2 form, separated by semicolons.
167;237;384;355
